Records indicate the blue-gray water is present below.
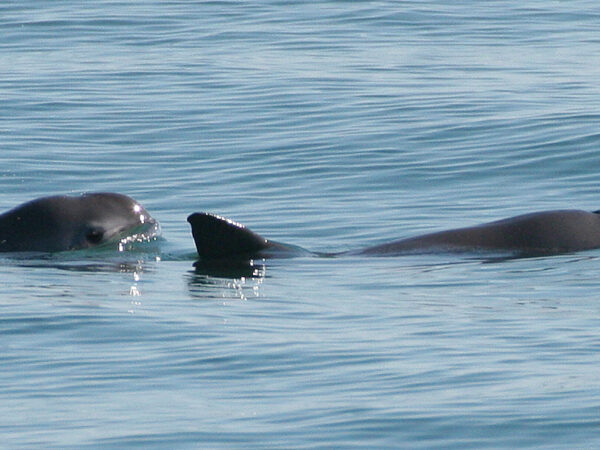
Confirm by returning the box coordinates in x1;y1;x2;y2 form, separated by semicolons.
2;1;600;448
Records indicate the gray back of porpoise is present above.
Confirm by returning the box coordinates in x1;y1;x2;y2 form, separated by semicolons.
187;209;600;260
359;210;600;255
0;193;157;253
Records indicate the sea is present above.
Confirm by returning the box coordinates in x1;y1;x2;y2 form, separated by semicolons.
1;1;600;448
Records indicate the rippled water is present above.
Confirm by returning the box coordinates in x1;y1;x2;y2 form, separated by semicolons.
2;1;600;448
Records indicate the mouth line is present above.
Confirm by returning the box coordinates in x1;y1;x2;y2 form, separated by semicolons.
120;220;161;243
99;220;161;251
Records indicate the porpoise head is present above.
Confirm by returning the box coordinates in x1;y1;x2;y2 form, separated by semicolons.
0;193;159;253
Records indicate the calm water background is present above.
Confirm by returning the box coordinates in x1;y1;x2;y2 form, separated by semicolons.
1;1;600;447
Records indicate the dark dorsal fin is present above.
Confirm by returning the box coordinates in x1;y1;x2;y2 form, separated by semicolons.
187;212;270;259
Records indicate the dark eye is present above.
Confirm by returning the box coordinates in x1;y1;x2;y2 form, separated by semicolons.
85;228;104;245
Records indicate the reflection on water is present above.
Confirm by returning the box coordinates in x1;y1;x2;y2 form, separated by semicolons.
1;235;164;273
192;258;266;279
17;260;150;274
0;239;270;301
187;259;266;300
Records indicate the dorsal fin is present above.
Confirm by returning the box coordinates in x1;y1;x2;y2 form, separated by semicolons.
187;213;270;259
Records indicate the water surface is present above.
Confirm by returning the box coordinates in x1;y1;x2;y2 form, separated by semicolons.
2;1;600;448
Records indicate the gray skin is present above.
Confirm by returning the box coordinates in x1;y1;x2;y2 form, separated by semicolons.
0;193;157;253
188;210;600;260
4;196;594;258
359;210;600;256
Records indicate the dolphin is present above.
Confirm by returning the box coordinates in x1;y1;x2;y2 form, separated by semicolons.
187;209;600;260
4;194;598;259
0;193;158;253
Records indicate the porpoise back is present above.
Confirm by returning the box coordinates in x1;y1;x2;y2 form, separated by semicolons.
187;209;600;260
360;210;600;256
